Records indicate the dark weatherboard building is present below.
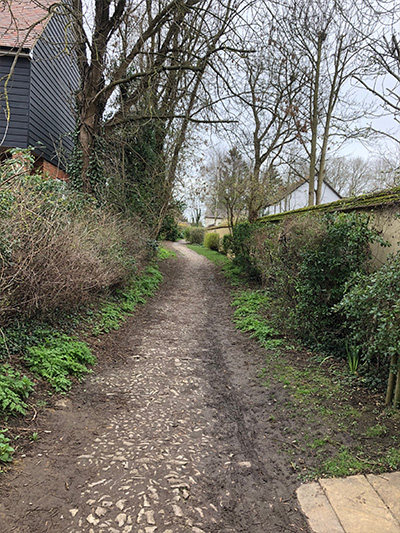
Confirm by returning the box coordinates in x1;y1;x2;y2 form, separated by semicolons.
0;0;79;179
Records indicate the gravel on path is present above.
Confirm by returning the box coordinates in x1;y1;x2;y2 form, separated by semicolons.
0;242;309;533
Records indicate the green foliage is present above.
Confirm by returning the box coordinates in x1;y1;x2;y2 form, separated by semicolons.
338;251;400;388
230;213;385;354
230;222;262;279
345;341;360;374
0;364;34;416
186;245;229;267
293;212;382;349
30;432;39;441
0;430;14;463
67;130;106;197
158;214;182;241
322;447;367;477
92;265;163;335
231;290;284;349
185;227;205;245
157;247;176;260
365;424;387;438
204;232;220;251
25;333;95;392
221;234;233;255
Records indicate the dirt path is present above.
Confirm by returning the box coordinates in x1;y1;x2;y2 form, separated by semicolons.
0;243;309;533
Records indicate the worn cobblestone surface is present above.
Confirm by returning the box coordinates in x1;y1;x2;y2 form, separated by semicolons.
0;243;308;532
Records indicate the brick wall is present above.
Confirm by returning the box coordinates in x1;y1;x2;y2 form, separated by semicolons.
33;157;69;181
42;159;69;181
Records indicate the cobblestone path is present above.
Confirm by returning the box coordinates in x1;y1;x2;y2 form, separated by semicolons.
0;243;308;533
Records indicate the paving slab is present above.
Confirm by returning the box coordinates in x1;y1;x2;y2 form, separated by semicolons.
367;472;400;524
296;482;344;533
320;475;400;533
297;473;400;533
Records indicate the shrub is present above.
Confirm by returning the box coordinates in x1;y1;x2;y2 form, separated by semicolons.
185;227;205;244
338;251;400;393
221;234;233;255
0;155;150;325
229;212;386;355
230;222;264;280
158;215;182;241
293;212;383;350
204;232;220;251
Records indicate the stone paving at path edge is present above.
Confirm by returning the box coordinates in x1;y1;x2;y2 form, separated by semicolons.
297;472;400;533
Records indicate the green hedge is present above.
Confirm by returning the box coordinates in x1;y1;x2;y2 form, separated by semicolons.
204;232;220;251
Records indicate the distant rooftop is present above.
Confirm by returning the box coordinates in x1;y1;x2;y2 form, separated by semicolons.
0;0;54;50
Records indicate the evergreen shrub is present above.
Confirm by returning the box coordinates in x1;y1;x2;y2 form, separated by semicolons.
338;251;400;390
231;212;386;358
204;232;220;251
185;227;205;244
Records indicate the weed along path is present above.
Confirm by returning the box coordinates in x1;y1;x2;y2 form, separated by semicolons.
0;242;309;533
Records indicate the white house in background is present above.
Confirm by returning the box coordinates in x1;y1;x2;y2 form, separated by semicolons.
265;178;341;215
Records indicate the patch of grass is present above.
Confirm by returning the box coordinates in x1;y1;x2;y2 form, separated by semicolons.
322;447;367;477
231;289;286;351
186;244;230;266
187;243;246;286
92;265;163;335
233;288;400;480
365;424;387;438
310;437;329;450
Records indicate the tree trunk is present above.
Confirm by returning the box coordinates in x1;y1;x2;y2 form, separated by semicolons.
248;165;261;222
385;353;398;406
393;365;400;408
309;33;324;207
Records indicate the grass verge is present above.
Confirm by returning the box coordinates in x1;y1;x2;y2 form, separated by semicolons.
188;243;400;479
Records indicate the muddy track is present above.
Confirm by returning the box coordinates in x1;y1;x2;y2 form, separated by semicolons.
0;243;309;533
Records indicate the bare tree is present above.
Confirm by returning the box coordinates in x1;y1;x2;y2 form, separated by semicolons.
267;0;375;205
59;0;243;199
216;8;305;221
353;1;400;127
325;155;374;196
206;147;249;231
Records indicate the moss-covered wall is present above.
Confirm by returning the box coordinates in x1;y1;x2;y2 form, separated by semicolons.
205;187;400;267
205;225;231;239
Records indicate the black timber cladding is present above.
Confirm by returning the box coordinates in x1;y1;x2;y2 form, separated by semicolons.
29;6;79;169
0;54;30;149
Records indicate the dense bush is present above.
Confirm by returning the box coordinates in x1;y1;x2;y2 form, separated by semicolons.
338;252;400;394
204;232;220;251
229;222;265;280
184;226;205;244
293;212;383;350
0;151;151;325
231;212;386;358
158;214;182;241
221;234;233;255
